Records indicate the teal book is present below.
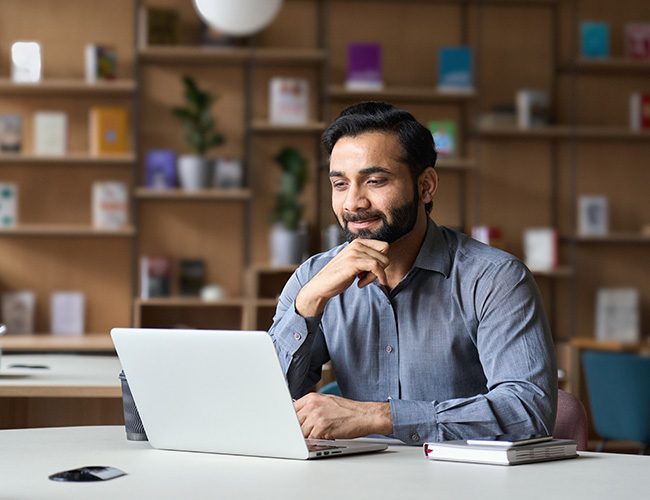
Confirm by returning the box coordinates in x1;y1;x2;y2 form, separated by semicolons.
437;46;473;92
580;21;610;59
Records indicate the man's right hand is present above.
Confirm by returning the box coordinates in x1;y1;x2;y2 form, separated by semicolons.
295;239;389;317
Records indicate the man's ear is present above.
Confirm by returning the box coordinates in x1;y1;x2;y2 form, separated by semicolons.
419;167;438;204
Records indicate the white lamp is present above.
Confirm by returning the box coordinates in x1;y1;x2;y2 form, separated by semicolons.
193;0;283;37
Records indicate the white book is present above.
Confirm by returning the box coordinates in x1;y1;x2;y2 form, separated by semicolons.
50;291;85;336
269;77;309;125
595;288;640;343
1;291;36;335
424;439;577;466
523;227;558;272
11;41;42;83
577;195;609;236
92;181;128;229
33;111;68;156
0;183;18;228
516;89;549;129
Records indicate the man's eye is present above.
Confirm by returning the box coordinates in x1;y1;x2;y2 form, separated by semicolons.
367;178;386;185
332;181;347;190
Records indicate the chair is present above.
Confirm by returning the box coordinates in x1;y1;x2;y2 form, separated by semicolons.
582;350;650;454
319;381;342;396
554;389;589;451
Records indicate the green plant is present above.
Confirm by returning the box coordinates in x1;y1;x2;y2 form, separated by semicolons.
171;75;224;155
270;147;308;231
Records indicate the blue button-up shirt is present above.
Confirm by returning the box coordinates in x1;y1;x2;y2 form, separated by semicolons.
268;222;557;445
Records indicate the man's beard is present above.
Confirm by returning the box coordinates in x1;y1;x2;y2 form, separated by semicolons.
340;190;419;244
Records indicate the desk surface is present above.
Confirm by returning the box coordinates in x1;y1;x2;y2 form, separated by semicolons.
0;354;122;398
1;426;649;500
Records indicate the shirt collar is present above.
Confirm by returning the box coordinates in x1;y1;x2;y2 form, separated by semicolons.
412;220;452;278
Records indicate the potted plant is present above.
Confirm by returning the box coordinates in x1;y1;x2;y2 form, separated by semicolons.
269;147;308;266
172;75;224;190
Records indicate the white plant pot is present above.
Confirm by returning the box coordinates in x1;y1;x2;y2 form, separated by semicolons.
270;224;304;266
178;155;208;191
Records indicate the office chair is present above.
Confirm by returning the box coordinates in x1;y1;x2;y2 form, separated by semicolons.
319;381;342;396
582;350;650;454
554;389;589;451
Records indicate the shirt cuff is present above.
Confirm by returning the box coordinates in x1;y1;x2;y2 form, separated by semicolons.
389;399;439;445
268;301;321;357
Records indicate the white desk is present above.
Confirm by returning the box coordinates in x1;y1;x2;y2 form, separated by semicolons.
1;426;649;500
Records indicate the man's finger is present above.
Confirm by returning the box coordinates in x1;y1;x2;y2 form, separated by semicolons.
354;238;390;254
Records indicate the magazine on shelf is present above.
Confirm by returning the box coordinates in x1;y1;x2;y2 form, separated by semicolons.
85;44;117;83
145;149;177;189
523;227;558;272
427;120;457;157
92;181;128;229
629;92;650;131
33;111;68;156
437;46;473;92
580;21;610;59
140;256;172;299
50;291;85;336
624;23;650;60
268;77;309;125
0;183;18;228
89;106;129;155
577;195;609;236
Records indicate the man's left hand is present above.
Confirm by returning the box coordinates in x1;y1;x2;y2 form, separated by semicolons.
294;393;392;440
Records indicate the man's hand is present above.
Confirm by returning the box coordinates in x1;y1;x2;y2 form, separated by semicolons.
294;393;392;440
295;239;389;317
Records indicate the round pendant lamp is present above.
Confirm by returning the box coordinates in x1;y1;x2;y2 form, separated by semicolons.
192;0;284;37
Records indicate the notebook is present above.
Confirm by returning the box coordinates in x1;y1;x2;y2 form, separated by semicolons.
111;328;388;460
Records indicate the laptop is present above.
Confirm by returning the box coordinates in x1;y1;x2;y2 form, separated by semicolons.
111;328;388;460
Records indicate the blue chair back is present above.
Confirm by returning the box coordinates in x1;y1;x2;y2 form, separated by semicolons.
319;381;342;396
582;350;650;445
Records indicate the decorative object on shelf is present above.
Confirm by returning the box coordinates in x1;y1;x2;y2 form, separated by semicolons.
84;44;117;83
0;114;22;152
0;183;18;228
11;41;42;83
523;227;558;272
144;149;178;189
212;157;243;189
580;21;610;59
50;291;85;336
624;23;650;61
172;76;224;191
33;111;67;156
92;181;128;229
270;147;308;266
437;46;474;93
138;6;180;48
140;256;172;299
200;284;225;302
516;89;550;129
427;120;457;158
1;291;35;335
346;42;383;90
179;258;206;296
89;106;129;155
192;0;283;37
578;195;609;236
629;92;650;131
269;77;309;125
595;288;640;342
471;225;504;250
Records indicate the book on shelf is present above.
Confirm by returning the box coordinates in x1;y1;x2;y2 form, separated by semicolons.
268;77;309;125
138;6;180;48
624;23;650;60
144;149;177;189
89;106;129;155
629;92;650;131
213;157;243;189
423;438;577;466
1;291;36;335
179;259;206;297
523;227;558;272
0;183;18;228
427;120;457;158
0;114;22;152
580;21;610;59
437;46;474;93
471;225;504;250
346;42;383;90
140;256;172;299
595;288;640;343
577;195;609;236
516;89;550;129
33;111;68;156
92;181;128;229
50;291;85;336
11;41;42;83
85;44;117;83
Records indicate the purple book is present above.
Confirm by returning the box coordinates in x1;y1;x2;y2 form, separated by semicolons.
346;42;383;90
144;149;177;188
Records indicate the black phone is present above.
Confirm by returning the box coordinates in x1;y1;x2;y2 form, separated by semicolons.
48;466;127;482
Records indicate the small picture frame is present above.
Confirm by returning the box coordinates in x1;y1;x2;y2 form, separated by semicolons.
578;195;609;236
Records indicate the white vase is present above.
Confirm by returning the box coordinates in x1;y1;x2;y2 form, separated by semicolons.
270;224;304;266
178;155;208;191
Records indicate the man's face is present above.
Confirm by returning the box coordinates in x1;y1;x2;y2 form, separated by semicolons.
329;132;420;244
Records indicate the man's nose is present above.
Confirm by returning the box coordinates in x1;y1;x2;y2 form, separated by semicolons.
343;184;370;212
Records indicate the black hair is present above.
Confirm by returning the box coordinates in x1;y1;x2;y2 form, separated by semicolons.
322;101;437;214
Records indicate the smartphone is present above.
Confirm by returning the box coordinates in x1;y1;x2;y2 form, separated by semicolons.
466;434;553;447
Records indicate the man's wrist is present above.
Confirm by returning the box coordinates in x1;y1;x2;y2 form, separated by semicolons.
367;402;393;435
295;286;329;317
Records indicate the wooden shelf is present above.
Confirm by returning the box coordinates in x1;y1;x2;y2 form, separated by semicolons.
252;298;279;307
436;158;476;171
477;124;650;141
250;120;327;133
251;48;327;65
135;188;252;201
570;337;650;353
138;46;250;64
328;85;476;102
0;225;136;237
250;264;299;273
0;153;136;165
564;233;650;244
0;334;115;353
0;78;136;95
531;267;574;278
135;297;247;307
561;58;650;75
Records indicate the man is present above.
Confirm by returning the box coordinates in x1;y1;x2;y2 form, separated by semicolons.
268;102;557;445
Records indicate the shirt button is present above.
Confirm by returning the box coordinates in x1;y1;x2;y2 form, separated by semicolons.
293;332;301;341
385;345;393;353
411;433;420;442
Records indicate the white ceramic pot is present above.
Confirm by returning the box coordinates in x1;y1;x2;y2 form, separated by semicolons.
178;155;208;191
270;224;304;266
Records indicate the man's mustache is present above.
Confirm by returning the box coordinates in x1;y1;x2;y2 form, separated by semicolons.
343;211;386;223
